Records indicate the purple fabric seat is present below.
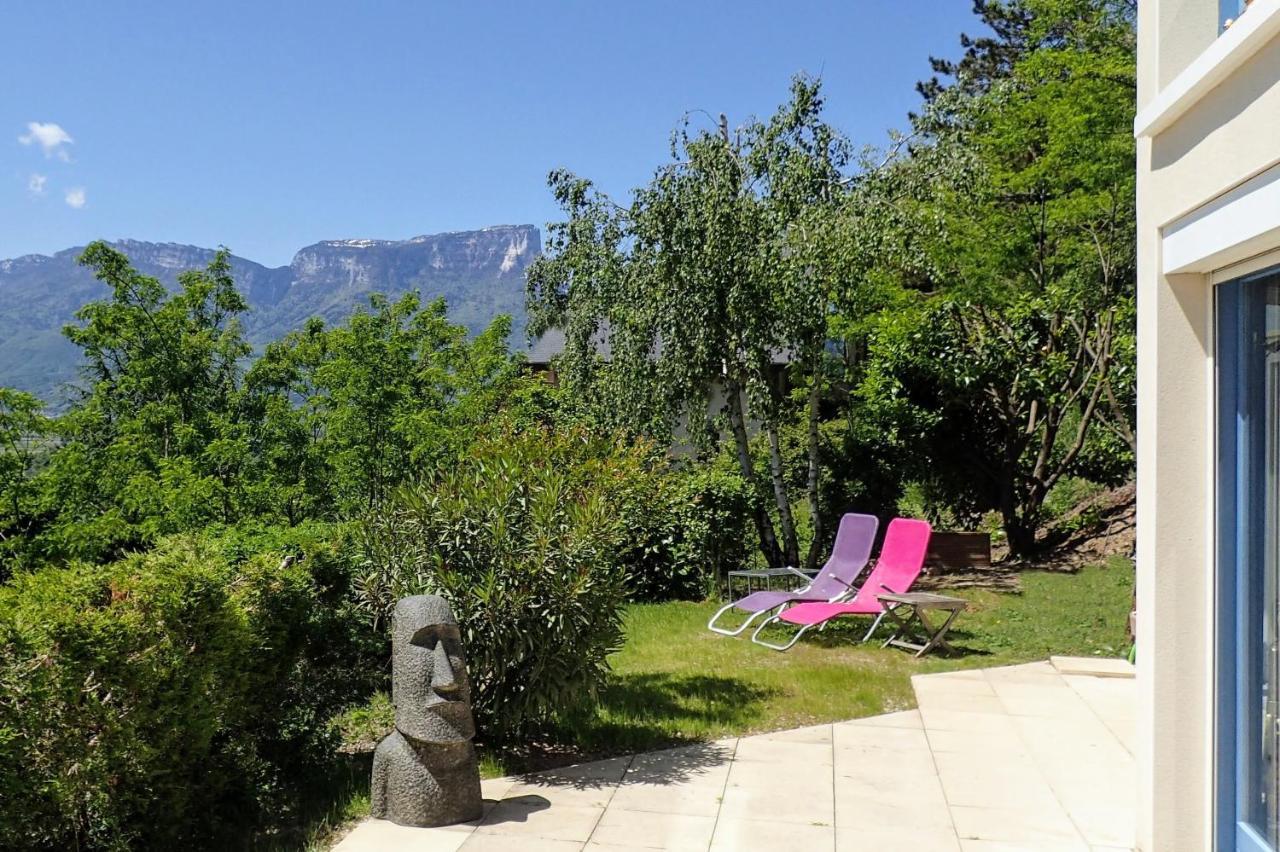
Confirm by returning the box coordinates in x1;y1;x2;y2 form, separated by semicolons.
707;513;879;637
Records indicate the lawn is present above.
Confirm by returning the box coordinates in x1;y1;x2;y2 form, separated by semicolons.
552;558;1133;756
312;558;1132;849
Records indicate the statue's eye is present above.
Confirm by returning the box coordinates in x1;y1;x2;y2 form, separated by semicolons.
410;626;445;648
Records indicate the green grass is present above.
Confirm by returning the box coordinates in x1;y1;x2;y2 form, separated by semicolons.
314;558;1132;847
289;771;369;852
548;558;1133;757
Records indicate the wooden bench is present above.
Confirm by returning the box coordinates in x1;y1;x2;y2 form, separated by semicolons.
924;531;992;574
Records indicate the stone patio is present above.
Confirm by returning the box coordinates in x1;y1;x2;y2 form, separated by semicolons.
334;658;1135;852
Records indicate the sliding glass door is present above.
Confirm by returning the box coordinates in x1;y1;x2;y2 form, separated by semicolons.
1218;265;1280;851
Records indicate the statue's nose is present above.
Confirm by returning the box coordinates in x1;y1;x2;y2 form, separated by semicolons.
431;642;458;694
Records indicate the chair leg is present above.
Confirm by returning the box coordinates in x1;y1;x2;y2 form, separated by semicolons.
751;615;815;651
861;612;887;643
708;603;769;637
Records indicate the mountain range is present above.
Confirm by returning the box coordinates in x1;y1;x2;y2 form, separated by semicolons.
0;225;541;401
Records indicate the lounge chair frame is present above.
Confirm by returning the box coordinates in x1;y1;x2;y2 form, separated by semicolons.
707;567;854;636
748;517;933;652
749;583;893;651
706;513;879;638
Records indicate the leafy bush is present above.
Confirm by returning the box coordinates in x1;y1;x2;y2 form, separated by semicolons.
358;426;637;740
0;536;321;850
192;522;389;848
618;459;754;602
199;521;386;714
1041;476;1107;525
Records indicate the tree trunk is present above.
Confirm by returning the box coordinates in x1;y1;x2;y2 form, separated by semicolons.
998;443;1037;559
766;420;800;567
803;368;824;571
1003;513;1039;560
999;467;1042;559
726;379;783;567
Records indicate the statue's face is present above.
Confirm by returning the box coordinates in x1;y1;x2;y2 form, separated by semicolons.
413;623;470;703
393;607;476;743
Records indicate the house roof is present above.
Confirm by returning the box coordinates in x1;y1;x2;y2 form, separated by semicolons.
525;325;794;367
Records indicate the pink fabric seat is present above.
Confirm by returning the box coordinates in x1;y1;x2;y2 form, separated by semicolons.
753;518;932;650
777;600;881;623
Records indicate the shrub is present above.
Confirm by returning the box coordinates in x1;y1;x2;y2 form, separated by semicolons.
358;426;634;740
0;533;355;851
199;521;386;713
196;522;390;848
618;460;754;602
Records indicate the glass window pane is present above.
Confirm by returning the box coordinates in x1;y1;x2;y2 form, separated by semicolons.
1219;267;1280;848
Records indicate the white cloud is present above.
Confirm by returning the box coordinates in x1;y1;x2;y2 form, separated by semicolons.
64;187;86;209
18;122;73;160
27;174;47;195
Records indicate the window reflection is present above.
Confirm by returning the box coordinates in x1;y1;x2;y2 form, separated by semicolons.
1222;0;1256;32
1219;266;1280;847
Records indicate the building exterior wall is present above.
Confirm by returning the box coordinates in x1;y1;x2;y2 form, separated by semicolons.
1148;41;1280;227
1137;1;1280;849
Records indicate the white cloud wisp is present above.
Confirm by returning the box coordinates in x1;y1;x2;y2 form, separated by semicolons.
19;122;74;160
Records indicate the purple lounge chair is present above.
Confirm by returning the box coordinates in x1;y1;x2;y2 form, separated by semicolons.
751;517;932;651
707;513;879;637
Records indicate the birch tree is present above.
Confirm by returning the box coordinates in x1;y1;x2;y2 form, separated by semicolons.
527;77;858;569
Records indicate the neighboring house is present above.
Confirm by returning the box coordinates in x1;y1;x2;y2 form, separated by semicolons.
524;327;795;378
524;327;579;384
1136;1;1280;850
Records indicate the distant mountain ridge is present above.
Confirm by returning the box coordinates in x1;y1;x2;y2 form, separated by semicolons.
0;225;540;401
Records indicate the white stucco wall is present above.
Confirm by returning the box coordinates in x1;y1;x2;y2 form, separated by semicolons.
1137;2;1280;849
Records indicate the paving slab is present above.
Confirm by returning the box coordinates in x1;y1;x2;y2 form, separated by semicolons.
837;824;961;852
504;757;630;808
587;808;716;851
463;837;583;851
334;818;472;852
709;817;835;852
717;764;833;825
1063;673;1138;756
333;660;1137;852
841;708;922;728
1051;656;1136;679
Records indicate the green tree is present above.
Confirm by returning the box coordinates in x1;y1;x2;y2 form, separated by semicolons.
528;77;864;569
0;388;48;574
916;0;1136;103
244;293;521;518
35;243;253;561
862;0;1137;555
3;246;527;566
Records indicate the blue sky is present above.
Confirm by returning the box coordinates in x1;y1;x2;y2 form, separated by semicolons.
1;2;983;267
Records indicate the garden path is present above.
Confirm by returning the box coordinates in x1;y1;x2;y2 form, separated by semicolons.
334;657;1136;851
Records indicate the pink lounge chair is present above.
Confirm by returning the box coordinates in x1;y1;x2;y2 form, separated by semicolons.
707;513;879;636
751;518;932;651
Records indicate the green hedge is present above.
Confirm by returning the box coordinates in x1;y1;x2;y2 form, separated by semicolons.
617;460;753;602
359;426;638;740
357;427;756;740
0;532;367;851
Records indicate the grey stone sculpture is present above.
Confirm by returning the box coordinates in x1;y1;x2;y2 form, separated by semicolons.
371;595;483;827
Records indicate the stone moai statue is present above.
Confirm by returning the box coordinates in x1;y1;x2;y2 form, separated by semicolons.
371;595;483;827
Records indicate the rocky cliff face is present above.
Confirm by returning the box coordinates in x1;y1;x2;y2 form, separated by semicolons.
0;225;540;401
257;225;539;343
